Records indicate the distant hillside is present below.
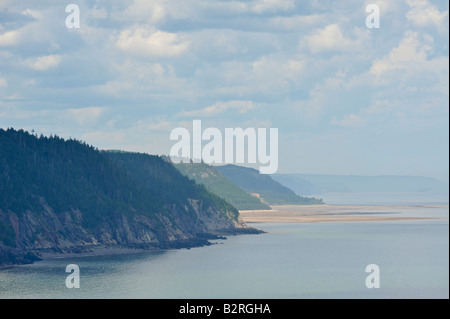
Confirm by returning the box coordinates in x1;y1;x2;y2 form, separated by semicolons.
216;165;324;205
175;162;271;210
273;174;449;195
0;128;259;265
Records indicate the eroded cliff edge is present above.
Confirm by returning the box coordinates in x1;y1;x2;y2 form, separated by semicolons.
0;129;261;266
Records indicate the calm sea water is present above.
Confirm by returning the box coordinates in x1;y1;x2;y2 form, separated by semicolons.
0;194;448;299
312;192;449;206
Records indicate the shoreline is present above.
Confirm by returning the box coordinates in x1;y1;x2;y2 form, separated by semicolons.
37;247;152;261
1;229;261;266
239;204;447;224
0;247;150;269
2;204;446;267
0;227;262;267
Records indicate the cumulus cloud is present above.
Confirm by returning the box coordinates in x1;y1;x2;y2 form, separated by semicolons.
251;0;295;14
0;0;448;178
137;118;174;132
116;27;189;57
369;31;448;89
0;29;21;47
178;100;257;117
268;14;325;31
406;0;449;30
0;0;12;11
21;9;43;20
93;59;189;100
115;0;166;23
88;6;109;20
67;107;104;125
370;32;425;76
303;24;366;54
252;56;304;80
22;55;61;71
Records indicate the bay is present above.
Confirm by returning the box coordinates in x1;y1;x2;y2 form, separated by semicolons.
0;196;448;299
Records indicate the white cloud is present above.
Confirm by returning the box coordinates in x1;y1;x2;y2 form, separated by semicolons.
0;107;50;120
304;24;366;54
368;31;448;91
268;14;325;31
88;6;109;20
67;107;104;125
252;56;304;80
23;55;61;71
137;118;174;132
361;31;449;122
406;0;449;30
251;0;295;14
363;0;407;17
95;80;134;98
115;60;166;79
22;9;44;20
178;100;257;117
116;27;189;57
0;0;12;11
93;59;189;99
370;33;427;76
0;0;448;178
0;29;21;47
116;0;166;23
331;114;366;128
1;7;62;49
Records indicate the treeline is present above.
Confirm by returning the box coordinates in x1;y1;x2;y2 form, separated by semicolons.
175;162;272;210
106;151;239;222
216;165;324;205
0;128;238;239
1;128;158;229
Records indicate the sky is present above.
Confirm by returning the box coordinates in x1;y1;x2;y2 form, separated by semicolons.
0;0;448;181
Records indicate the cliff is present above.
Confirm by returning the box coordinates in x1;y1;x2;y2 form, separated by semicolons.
0;129;260;266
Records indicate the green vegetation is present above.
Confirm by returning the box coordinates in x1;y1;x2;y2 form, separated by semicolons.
0;220;15;247
106;152;239;222
0;128;239;232
216;165;324;205
175;162;271;210
0;128;265;265
0;128;159;229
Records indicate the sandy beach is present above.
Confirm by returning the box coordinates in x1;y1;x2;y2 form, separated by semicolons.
239;204;447;223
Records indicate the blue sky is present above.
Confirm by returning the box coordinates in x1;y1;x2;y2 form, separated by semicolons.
0;0;448;181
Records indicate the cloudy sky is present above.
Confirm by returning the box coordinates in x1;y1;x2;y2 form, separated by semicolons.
0;0;448;180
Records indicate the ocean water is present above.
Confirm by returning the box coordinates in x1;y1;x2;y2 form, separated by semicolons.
312;192;449;206
0;197;448;299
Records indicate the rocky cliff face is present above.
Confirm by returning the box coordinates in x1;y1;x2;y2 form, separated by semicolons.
0;129;260;266
0;197;258;266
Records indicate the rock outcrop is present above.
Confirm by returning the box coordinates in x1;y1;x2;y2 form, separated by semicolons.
0;129;260;266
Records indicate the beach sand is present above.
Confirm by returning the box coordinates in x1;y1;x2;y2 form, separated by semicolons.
239;204;446;223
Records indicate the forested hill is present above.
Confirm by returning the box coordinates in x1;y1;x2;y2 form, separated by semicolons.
0;128;258;265
175;162;271;210
216;165;324;205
